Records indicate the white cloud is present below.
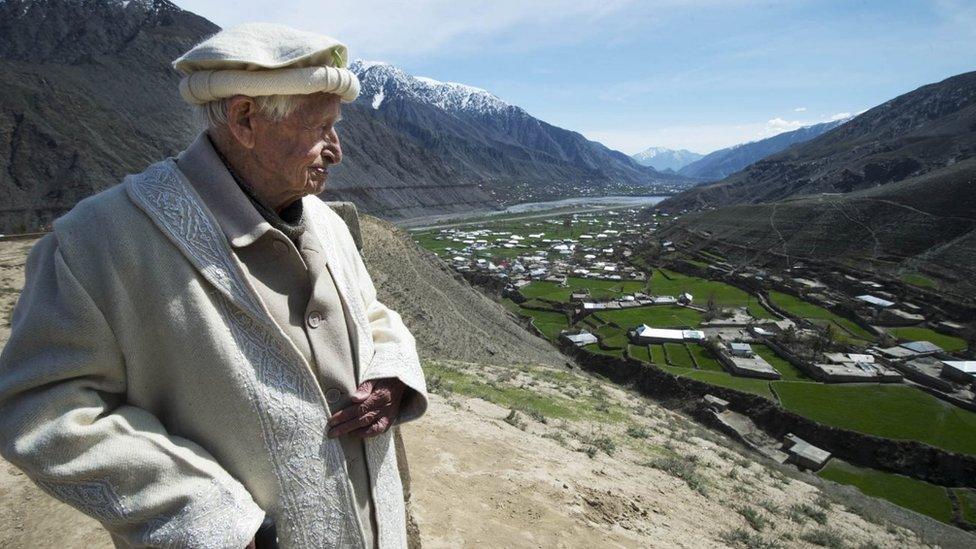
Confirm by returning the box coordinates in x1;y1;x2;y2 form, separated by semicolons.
793;106;807;112
583;111;844;155
827;111;852;121
765;117;805;133
178;0;646;59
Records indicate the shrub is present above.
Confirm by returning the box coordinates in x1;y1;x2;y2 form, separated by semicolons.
789;503;828;525
541;431;566;446
504;409;527;430
737;506;769;532
626;425;649;439
645;456;706;494
799;528;846;548
719;527;783;549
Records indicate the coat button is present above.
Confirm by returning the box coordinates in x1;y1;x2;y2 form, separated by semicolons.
325;388;341;404
307;310;322;328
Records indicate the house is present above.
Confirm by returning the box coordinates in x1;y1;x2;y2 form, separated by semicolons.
703;394;730;413
782;434;831;470
729;343;754;358
562;331;599;347
631;325;705;344
940;361;976;384
900;341;944;356
857;295;895;309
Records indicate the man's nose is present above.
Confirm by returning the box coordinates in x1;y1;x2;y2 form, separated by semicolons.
323;131;342;165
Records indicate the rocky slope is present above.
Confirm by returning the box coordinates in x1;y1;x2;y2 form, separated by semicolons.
663;70;976;211
658;157;976;292
631;146;703;172
0;0;216;233
678;119;848;181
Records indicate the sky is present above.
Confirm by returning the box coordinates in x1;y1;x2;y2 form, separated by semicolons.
175;0;976;155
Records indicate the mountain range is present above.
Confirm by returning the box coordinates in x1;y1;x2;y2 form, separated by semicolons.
0;0;690;233
676;119;849;181
324;61;689;218
656;70;976;290
0;0;216;233
630;146;703;172
661;71;976;212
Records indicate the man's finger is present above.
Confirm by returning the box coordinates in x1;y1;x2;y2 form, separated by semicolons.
350;380;375;403
352;415;391;439
328;409;380;438
328;399;372;427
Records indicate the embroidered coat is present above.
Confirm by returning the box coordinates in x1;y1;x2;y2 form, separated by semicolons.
0;159;428;548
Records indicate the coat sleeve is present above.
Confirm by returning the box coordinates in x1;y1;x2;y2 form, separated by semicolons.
0;234;265;548
335;218;428;425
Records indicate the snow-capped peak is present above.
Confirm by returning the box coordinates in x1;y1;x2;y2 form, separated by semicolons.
349;59;513;116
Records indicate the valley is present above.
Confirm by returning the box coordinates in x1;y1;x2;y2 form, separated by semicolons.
411;204;976;534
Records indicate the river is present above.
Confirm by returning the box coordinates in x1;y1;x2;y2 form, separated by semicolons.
400;195;667;230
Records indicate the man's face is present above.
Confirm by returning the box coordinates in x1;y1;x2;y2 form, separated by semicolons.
248;92;343;206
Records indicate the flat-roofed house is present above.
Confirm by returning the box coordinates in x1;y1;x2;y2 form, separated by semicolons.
900;340;944;356
631;326;705;344
782;434;831;471
857;295;895;308
729;343;754;358
562;331;599;347
941;361;976;384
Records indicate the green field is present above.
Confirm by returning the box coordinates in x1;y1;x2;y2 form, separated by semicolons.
658;365;775;399
688;344;723;371
889;326;966;353
629;344;652;363
768;290;874;341
746;299;775;319
665;343;695;368
598;306;703;329
651;269;747;305
650;344;667;364
597;326;630;349
955;488;976;524
521;277;647;302
753;344;809;380
901;273;937;289
819;460;953;523
773;383;976;455
520;308;567;340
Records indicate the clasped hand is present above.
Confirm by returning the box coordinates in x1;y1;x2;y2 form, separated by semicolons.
327;377;405;438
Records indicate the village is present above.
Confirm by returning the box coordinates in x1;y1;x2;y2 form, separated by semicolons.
412;207;976;528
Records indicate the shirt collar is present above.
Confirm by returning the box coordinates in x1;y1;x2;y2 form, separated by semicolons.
175;132;273;248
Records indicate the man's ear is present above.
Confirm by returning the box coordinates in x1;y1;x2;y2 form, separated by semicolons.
225;95;258;149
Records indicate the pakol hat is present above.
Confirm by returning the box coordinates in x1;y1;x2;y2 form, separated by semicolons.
173;23;360;105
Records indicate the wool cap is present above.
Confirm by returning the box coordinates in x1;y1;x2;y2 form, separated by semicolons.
173;23;360;105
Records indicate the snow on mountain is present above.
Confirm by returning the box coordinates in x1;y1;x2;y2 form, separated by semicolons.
350;59;514;117
631;147;704;172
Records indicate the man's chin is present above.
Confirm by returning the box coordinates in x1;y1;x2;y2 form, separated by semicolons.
306;177;328;196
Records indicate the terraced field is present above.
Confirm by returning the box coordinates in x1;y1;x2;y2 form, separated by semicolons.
522;277;646;302
598;306;702;329
889;326;967;353
773;383;976;456
819;460;954;523
768;290;875;341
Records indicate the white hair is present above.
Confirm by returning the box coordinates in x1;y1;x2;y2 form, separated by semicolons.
195;94;304;129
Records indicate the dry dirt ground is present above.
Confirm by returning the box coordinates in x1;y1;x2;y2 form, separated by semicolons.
0;232;957;548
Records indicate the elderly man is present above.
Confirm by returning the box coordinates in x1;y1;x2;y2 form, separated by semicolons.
0;23;427;549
